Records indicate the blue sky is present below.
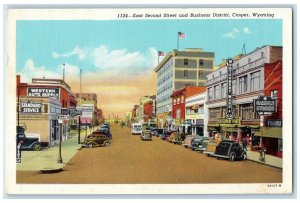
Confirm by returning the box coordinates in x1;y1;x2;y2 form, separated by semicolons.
16;19;282;116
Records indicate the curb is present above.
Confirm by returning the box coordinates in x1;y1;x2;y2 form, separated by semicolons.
246;158;282;169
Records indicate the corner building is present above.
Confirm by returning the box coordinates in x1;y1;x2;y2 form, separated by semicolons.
206;45;282;157
154;48;214;128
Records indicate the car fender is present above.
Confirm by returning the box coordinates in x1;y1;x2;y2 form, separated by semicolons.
28;141;41;148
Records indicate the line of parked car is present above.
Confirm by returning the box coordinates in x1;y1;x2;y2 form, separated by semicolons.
83;122;112;148
145;127;247;162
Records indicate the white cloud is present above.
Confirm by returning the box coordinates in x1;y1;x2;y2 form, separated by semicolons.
92;45;157;73
52;46;87;60
222;28;240;39
18;59;80;83
243;27;251;34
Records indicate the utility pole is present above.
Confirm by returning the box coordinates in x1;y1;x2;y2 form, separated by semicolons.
63;63;65;81
57;122;63;163
78;116;81;144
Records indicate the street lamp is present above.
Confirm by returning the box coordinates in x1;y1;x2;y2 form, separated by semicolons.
57;121;63;163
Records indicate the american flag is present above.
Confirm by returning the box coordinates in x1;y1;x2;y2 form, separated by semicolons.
178;32;185;38
158;51;165;56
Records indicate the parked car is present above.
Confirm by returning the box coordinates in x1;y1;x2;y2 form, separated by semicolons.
156;128;165;137
215;140;247;161
150;128;158;136
93;130;112;140
140;128;152;141
166;132;177;142
159;129;172;140
182;134;196;148
85;133;111;148
172;132;187;144
17;126;42;151
192;136;213;152
203;138;222;157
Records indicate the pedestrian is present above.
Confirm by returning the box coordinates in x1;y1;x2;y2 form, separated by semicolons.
242;138;247;151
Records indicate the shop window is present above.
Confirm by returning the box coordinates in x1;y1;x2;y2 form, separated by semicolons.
181;96;184;103
209;108;221;121
240;103;259;120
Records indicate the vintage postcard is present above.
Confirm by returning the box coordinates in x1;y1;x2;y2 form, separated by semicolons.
5;7;293;195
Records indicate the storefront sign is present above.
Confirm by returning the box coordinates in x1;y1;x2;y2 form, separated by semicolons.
217;117;240;125
20;102;42;113
266;119;282;127
226;59;234;119
28;87;60;100
254;96;276;115
57;115;70;121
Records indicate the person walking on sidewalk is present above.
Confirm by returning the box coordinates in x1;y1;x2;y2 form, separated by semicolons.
242;138;248;151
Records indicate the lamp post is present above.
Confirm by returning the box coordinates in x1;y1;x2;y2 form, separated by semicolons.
57;121;63;163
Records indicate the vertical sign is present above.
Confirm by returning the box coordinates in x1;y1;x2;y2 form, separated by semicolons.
16;143;21;163
152;96;156;119
226;59;234;119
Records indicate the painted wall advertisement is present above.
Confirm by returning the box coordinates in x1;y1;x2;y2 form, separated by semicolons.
77;104;94;124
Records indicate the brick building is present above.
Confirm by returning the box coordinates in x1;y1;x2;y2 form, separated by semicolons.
16;75;77;146
259;60;282;157
170;85;206;128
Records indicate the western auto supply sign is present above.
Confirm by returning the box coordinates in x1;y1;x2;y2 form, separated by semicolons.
254;96;276;115
226;59;234;119
20;102;42;113
28;87;60;100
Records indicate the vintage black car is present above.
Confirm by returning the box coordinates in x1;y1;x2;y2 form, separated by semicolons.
93;128;112;139
159;129;172;140
17;126;42;151
214;140;247;161
85;133;111;148
156;128;165;137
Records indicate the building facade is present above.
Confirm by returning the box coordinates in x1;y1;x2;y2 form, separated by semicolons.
16;75;77;146
75;93;103;126
206;45;282;157
171;85;206;128
185;92;208;137
259;60;282;157
154;48;215;128
17;96;62;146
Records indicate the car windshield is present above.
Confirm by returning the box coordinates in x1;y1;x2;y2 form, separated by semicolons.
157;129;164;133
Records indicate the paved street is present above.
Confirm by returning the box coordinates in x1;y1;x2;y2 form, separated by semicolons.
17;124;282;184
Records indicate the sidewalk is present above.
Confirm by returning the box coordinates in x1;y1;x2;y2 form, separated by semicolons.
16;128;94;172
246;148;282;169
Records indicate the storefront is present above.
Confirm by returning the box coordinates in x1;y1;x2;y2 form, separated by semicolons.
17;97;62;146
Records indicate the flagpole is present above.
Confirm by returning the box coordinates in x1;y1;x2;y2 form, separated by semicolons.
158;52;159;65
177;34;179;50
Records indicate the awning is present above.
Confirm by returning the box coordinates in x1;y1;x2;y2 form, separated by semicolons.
191;104;200;110
257;127;282;138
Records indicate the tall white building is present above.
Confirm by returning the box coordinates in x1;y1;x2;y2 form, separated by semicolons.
154;48;214;127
